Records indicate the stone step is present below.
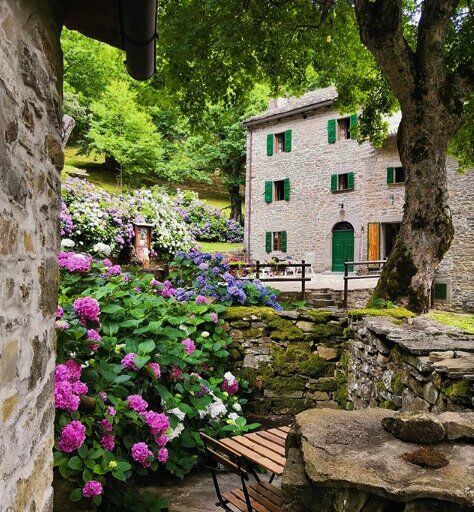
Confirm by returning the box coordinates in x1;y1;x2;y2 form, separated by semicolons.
308;298;336;308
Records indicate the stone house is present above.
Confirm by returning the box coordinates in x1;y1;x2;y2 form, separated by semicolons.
243;87;474;311
0;1;156;510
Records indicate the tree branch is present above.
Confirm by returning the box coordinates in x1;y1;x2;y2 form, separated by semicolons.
354;0;417;108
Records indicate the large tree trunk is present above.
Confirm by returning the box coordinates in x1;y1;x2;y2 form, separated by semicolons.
372;115;454;312
354;0;467;312
228;182;244;224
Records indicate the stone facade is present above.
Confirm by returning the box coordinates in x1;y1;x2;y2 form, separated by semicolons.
225;307;349;416
0;1;63;510
244;88;474;311
348;316;474;413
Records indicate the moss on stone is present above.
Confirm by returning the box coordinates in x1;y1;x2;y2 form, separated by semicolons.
270;325;306;341
311;322;345;339
381;400;397;410
376;381;386;393
229;320;251;329
442;379;471;403
267;316;294;330
266;375;306;395
272;343;332;378
240;327;265;339
224;306;276;321
270;397;314;415
308;377;338;392
348;307;415;320
391;372;404;394
333;350;350;408
301;310;333;324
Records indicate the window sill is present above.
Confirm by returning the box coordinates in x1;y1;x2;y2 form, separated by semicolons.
331;188;354;193
388;182;405;187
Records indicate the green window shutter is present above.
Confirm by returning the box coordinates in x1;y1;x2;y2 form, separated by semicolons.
330;174;338;192
266;134;273;156
387;167;394;184
281;231;287;253
327;119;336;144
350;114;358;128
264;181;273;203
284;129;292;152
348;172;354;190
265;232;272;253
434;282;447;300
283;178;290;201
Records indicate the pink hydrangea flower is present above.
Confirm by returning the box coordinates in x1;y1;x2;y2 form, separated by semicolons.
54;364;70;383
98;391;108;402
73;297;100;322
105;265;122;278
170;366;182;380
54;380;80;411
72;381;88;396
100;434;115;451
126;394;148;413
158;448;168;463
89;343;99;352
58;252;92;273
103;259;113;268
131;442;153;468
55;320;69;330
65;359;82;381
107;406;116;417
100;419;113;432
147;362;161;379
143;411;170;436
57;306;64;318
161;281;176;298
195;295;209;304
82;480;103;498
210;312;218;324
121;353;137;370
182;338;196;355
57;420;86;453
155;433;168;446
86;329;101;342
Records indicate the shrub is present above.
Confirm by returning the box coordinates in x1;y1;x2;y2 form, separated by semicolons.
55;254;256;510
169;249;282;309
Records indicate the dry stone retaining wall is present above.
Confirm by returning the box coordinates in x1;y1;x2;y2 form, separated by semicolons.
0;1;62;510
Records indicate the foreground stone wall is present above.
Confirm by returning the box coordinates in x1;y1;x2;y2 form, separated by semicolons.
348;316;474;412
225;307;350;415
0;1;63;510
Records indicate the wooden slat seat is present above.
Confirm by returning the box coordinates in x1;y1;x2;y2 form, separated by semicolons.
223;482;282;512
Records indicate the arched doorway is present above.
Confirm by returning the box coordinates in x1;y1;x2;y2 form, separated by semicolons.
332;222;354;272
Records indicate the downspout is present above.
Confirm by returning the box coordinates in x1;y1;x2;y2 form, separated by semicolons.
246;129;253;262
118;0;158;80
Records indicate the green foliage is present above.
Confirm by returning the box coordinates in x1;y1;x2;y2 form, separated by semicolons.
86;81;165;183
425;311;474;334
347;307;415;320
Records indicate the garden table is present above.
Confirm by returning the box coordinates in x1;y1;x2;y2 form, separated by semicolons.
219;425;290;477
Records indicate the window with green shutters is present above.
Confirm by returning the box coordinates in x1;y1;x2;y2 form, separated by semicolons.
281;231;287;252
434;282;448;301
387;167;395;184
327;119;336;144
284;130;292;152
331;172;354;192
387;166;405;184
283;178;290;200
266;134;274;156
264;181;273;203
349;113;358;137
265;232;272;252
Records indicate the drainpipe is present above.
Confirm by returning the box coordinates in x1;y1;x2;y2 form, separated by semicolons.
246;129;253;262
119;0;158;80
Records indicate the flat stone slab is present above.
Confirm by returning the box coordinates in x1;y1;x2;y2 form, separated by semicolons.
366;317;474;355
294;408;474;507
432;354;474;378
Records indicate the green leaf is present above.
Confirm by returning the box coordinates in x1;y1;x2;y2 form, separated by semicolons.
112;470;127;481
67;456;83;470
102;304;124;314
138;340;156;354
134;355;150;368
78;445;89;459
69;488;83;502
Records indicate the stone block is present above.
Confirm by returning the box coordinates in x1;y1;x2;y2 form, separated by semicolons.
0;339;18;385
317;346;338;361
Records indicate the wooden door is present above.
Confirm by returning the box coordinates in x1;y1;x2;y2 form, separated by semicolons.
367;223;381;268
332;229;354;272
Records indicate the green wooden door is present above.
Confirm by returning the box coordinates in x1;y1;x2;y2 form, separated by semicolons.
332;228;354;272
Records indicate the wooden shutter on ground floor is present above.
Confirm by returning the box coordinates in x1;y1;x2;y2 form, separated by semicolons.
327;119;336;144
349;114;358;133
434;282;448;300
283;178;290;200
367;223;380;262
264;181;273;203
284;129;292;152
330;174;337;192
387;167;394;184
265;232;272;252
281;231;287;252
347;172;354;190
266;134;274;156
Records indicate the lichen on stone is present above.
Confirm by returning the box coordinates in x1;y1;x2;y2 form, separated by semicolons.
348;307;415;320
442;379;471;404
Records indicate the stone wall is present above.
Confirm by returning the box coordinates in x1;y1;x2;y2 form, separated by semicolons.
225;307;350;416
0;1;62;510
348;316;474;413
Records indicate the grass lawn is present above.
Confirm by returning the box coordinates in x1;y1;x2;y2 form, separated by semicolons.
63;146;238;214
198;242;244;253
425;311;474;333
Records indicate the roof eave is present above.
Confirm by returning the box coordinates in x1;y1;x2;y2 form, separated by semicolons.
243;99;334;128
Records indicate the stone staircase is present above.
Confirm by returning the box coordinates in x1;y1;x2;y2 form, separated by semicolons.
305;289;337;308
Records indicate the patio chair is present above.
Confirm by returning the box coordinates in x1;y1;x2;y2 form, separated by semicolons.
201;433;283;512
303;252;317;278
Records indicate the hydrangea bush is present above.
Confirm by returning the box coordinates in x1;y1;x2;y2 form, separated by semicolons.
61;179;194;258
169;249;282;309
55;254;256;510
175;190;243;243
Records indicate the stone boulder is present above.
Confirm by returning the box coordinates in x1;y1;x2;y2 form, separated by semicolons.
382;412;446;443
439;411;474;441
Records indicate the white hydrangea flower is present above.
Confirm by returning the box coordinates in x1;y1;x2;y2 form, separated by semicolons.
224;372;236;384
168;407;186;421
167;423;185;441
233;403;242;412
61;238;75;248
206;398;227;419
93;242;112;256
228;412;239;421
201;331;210;338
